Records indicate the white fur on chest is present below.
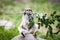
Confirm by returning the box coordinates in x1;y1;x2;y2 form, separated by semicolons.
22;15;29;25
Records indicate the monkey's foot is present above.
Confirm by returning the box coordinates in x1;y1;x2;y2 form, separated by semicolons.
21;33;25;37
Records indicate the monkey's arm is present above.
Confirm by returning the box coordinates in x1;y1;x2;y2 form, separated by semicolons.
19;22;28;30
33;29;39;34
32;24;40;34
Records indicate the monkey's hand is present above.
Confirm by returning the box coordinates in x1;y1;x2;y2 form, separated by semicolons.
22;25;28;30
33;29;38;35
19;22;28;30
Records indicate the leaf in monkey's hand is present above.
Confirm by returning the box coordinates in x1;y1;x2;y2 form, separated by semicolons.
28;21;34;29
28;15;34;29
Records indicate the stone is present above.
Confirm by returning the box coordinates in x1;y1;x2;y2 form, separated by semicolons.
5;21;14;30
11;34;45;40
0;20;14;30
0;20;7;26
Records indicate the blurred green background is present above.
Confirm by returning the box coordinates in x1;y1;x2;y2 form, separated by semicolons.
0;0;60;40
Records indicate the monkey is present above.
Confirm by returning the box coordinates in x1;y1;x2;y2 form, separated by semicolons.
18;8;33;37
18;8;40;37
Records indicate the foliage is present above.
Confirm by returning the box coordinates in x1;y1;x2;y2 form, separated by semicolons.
36;11;60;39
28;14;35;29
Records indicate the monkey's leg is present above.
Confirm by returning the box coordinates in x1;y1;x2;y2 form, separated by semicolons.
33;30;38;38
29;29;38;38
21;29;29;37
21;32;25;37
18;27;27;37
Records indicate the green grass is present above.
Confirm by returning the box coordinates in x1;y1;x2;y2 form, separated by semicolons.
0;14;22;40
0;26;19;40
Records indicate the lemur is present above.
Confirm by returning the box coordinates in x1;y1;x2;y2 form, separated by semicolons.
18;8;40;37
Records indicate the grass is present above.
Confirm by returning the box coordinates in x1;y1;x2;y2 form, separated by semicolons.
0;26;19;40
0;14;22;40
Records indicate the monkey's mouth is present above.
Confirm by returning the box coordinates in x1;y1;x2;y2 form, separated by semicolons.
28;13;32;16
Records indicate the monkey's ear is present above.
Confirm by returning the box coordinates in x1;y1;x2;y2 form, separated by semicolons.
24;12;26;15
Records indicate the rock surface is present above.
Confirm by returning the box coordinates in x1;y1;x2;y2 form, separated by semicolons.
0;20;14;30
11;34;45;40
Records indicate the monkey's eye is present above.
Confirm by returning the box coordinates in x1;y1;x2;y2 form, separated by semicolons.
29;9;32;12
26;9;32;12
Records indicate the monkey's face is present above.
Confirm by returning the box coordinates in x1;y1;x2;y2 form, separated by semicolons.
24;9;33;16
